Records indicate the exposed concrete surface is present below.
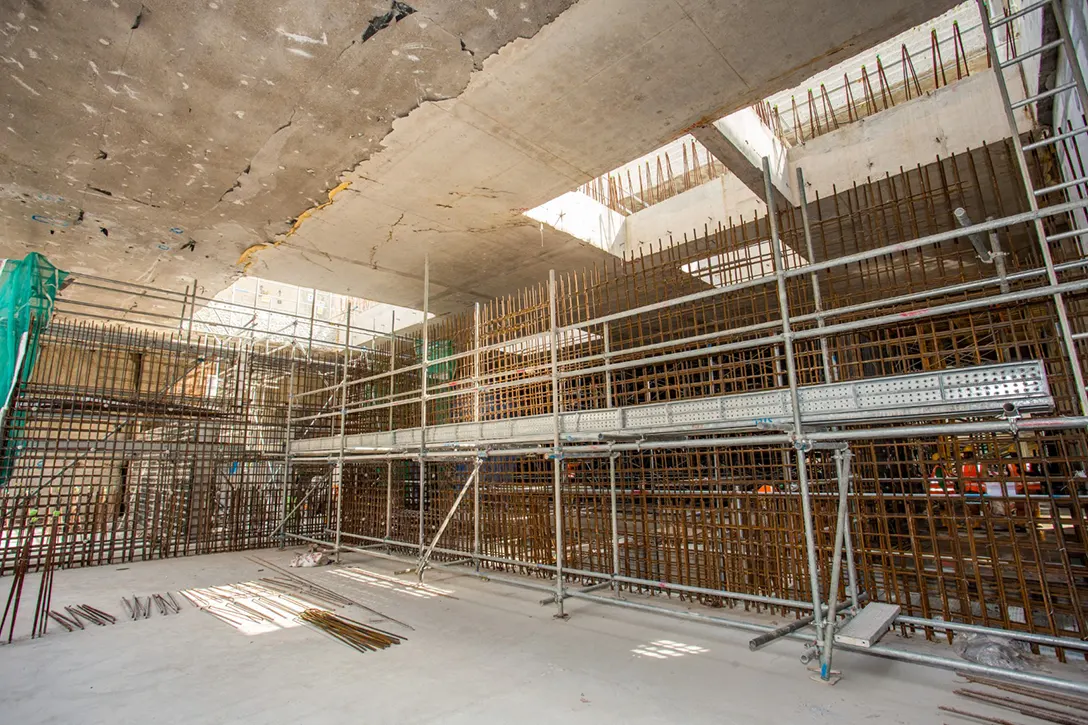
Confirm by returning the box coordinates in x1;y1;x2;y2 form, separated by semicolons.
787;70;1033;202
690;110;791;210
1;0;957;315
619;69;1031;256
1;546;1067;725
621;172;766;257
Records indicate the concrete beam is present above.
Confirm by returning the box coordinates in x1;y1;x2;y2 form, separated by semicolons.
690;108;794;211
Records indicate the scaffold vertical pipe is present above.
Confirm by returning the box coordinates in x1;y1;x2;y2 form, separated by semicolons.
281;360;295;549
764;156;826;673
306;291;316;360
473;302;482;570
821;447;854;678
419;257;430;553
386;309;396;543
549;269;566;617
838;449;860;612
609;452;619;585
335;304;350;562
473;302;481;423
603;324;613;408
185;278;197;349
178;282;189;333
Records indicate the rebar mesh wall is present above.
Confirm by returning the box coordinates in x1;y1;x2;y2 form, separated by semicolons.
0;321;319;572
300;135;1088;648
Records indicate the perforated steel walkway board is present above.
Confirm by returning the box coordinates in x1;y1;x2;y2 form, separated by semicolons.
291;361;1052;455
834;603;902;648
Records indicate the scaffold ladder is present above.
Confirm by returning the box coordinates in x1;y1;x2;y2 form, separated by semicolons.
976;0;1088;414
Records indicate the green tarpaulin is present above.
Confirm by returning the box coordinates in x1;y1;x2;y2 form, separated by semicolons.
0;253;68;486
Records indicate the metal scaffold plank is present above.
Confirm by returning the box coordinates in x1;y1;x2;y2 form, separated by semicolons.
290;361;1053;455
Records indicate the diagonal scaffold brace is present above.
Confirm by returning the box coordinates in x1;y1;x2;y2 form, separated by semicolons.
415;458;482;580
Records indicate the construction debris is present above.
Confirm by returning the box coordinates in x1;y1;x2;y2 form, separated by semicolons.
941;673;1088;725
290;550;330;568
121;594;181;621
247;556;413;630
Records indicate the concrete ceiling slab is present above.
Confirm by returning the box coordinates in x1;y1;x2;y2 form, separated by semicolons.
1;0;957;318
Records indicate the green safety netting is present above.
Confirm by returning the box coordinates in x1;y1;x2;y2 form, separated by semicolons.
416;338;456;423
0;253;68;487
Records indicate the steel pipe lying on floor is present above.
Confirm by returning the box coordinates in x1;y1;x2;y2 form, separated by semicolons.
291;534;1088;696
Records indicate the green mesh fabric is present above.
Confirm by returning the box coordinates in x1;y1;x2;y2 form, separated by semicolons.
0;253;68;487
415;338;456;424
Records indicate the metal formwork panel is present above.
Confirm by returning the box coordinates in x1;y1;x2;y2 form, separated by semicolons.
290;361;1053;455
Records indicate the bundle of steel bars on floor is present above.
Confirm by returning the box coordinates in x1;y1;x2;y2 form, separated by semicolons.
246;556;413;629
48;604;116;631
297;609;406;653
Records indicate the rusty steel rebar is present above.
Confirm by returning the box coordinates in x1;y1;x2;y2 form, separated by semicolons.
297;608;406;654
954;688;1088;725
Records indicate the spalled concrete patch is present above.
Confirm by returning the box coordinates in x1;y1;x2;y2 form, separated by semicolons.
0;0;958;317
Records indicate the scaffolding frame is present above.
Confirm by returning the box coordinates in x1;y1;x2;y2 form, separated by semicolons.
284;136;1088;690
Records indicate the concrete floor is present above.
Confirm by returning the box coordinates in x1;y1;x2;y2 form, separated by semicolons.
0;548;1081;724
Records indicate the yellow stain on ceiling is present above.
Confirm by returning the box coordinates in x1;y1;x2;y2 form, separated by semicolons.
236;180;353;273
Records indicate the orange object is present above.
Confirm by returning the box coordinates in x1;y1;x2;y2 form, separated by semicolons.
961;462;984;495
928;464;954;496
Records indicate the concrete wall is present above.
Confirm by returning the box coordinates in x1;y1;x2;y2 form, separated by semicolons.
623;69;1032;256
787;70;1032;200
620;173;766;257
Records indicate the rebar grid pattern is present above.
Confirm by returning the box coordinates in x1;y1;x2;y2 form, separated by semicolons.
0;321;309;572
289;134;1088;652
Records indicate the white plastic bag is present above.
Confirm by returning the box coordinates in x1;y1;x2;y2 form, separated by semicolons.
290;551;329;568
953;633;1034;671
